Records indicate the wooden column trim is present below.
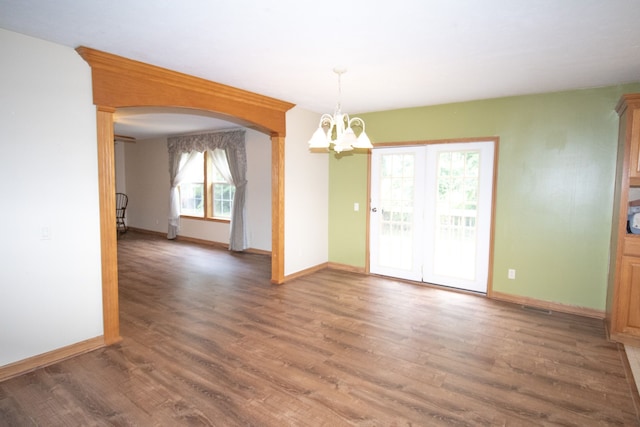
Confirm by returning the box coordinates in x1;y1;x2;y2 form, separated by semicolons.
96;107;122;345
271;134;285;284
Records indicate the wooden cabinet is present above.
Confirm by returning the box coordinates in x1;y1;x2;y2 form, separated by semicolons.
607;94;640;345
628;108;640;183
619;256;640;333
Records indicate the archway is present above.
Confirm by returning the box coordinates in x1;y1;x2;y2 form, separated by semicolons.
77;47;294;345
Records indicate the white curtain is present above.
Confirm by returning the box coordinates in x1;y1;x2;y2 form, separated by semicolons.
223;144;248;251
167;129;248;250
210;149;232;183
168;151;201;239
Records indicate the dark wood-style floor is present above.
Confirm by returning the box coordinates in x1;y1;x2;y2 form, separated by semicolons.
1;231;639;426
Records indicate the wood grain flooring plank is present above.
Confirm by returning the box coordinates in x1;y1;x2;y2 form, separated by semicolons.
1;231;638;426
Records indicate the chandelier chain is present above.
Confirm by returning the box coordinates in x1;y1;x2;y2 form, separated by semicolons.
336;70;343;111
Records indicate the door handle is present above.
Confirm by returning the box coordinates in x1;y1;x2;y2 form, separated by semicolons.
371;207;378;212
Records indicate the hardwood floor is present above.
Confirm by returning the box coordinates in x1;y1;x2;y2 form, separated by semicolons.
1;231;639;426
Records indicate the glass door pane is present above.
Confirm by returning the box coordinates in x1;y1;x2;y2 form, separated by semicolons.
370;147;425;281
433;150;480;280
423;141;494;293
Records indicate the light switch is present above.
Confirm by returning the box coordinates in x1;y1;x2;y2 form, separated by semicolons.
354;202;359;211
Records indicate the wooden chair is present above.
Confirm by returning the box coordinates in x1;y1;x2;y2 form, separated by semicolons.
116;193;128;234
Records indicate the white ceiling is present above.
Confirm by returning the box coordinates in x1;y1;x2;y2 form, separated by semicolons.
2;0;640;139
113;107;248;140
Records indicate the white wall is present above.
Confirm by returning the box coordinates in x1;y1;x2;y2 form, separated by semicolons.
245;128;272;250
115;141;127;194
284;107;328;274
122;129;272;250
0;29;103;366
123;137;170;232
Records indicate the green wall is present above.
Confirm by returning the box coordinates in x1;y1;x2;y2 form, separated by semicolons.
329;83;640;310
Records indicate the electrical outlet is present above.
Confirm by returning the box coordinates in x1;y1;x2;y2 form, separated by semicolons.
508;269;516;280
40;226;51;240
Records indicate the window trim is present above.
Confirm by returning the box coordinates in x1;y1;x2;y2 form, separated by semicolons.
179;214;231;224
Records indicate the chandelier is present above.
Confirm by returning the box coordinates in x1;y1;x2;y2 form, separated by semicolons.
308;68;373;153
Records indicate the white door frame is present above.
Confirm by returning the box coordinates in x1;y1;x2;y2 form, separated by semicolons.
367;138;499;295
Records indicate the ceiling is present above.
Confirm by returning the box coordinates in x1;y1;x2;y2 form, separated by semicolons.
112;107;247;140
2;0;640;139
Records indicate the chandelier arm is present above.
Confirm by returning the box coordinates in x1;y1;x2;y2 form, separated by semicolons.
319;113;335;127
348;117;366;132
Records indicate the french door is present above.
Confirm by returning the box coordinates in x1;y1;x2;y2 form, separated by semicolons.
369;141;495;293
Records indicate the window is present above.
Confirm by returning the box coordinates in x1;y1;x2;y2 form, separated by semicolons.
212;167;235;218
179;152;205;216
179;150;235;220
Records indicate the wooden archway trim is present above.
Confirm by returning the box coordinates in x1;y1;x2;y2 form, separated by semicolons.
77;47;294;345
77;47;293;135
